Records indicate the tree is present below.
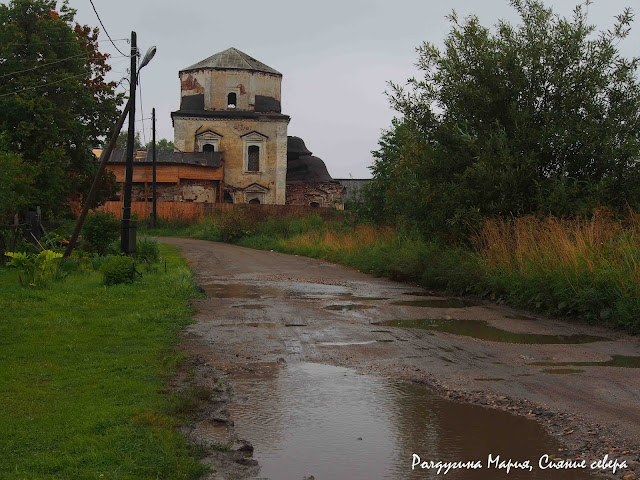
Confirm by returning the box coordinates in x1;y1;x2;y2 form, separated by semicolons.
0;0;123;217
146;138;174;152
115;131;143;150
364;0;640;238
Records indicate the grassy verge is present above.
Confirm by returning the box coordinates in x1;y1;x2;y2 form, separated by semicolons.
143;209;640;333
0;244;206;479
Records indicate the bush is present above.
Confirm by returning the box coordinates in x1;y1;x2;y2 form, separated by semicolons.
137;238;160;263
5;250;63;287
100;255;135;286
83;211;120;256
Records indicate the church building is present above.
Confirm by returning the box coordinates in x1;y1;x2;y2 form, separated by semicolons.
100;47;344;210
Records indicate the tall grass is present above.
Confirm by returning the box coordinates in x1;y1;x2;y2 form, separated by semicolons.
142;208;640;332
473;210;640;329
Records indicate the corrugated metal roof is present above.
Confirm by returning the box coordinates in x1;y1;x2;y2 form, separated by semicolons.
181;47;281;76
94;149;222;168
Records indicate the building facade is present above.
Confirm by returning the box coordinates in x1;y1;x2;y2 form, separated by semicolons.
171;47;290;205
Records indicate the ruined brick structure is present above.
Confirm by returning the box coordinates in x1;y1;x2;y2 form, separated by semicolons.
286;136;344;209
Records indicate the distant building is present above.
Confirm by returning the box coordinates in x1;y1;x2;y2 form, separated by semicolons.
98;47;344;208
333;179;371;208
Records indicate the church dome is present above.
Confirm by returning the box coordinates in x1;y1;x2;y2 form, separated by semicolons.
180;47;281;76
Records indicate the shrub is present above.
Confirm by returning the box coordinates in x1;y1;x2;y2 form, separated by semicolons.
83;211;120;256
100;255;135;286
5;250;63;287
137;238;160;263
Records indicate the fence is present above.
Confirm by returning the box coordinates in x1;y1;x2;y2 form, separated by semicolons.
96;201;341;222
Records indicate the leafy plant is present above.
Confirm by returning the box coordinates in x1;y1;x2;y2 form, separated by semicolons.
136;238;160;264
83;211;120;256
100;255;136;286
5;250;63;287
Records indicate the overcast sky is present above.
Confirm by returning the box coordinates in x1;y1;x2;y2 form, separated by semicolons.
69;0;639;179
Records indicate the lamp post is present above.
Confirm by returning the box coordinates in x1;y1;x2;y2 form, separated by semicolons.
121;33;156;255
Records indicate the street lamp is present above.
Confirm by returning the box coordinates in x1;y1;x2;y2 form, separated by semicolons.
121;34;157;255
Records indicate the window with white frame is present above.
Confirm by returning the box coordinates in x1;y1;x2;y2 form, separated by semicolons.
241;132;267;173
195;130;222;152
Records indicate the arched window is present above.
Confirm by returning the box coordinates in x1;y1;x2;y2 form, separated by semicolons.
223;191;233;204
227;92;237;108
248;198;261;204
202;143;215;153
310;201;320;208
247;145;260;172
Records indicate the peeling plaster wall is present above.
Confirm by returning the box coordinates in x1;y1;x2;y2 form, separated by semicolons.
129;180;217;203
173;116;289;204
180;70;281;112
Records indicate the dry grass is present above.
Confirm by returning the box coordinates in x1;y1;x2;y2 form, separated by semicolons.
287;224;395;254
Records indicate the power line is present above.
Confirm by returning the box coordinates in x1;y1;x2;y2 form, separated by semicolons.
0;53;129;79
0;71;92;97
138;73;148;146
4;38;128;47
88;0;127;56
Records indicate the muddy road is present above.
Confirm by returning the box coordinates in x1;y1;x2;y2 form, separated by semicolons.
161;238;640;480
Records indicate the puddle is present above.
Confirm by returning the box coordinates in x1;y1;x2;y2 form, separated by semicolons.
530;355;640;368
284;323;307;327
403;291;436;296
505;314;537;321
228;362;589;479
232;304;266;310
376;319;606;344
338;294;389;301
218;322;278;329
376;339;394;343
324;304;375;311
391;298;481;308
318;341;377;347
541;369;585;375
202;283;283;299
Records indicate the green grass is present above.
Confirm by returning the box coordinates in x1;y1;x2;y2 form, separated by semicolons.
0;245;206;479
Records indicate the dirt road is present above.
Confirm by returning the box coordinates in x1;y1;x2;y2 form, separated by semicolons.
161;238;640;480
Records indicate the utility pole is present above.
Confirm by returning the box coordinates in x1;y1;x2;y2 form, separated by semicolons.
64;97;132;259
121;31;137;255
152;107;157;228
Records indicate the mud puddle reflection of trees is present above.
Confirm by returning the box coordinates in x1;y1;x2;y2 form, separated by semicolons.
219;362;591;480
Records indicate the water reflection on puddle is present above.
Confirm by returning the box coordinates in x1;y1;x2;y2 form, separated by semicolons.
228;362;589;479
377;319;606;344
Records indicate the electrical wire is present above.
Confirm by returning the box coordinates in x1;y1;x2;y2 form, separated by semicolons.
88;0;127;56
0;71;91;97
0;53;129;79
5;38;128;46
138;72;148;147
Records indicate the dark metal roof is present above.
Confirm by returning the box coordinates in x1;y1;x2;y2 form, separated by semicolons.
181;47;282;76
286;155;337;184
171;110;290;122
105;149;222;168
287;136;312;156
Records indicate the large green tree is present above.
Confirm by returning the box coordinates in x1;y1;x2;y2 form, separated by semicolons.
364;0;640;238
0;0;123;217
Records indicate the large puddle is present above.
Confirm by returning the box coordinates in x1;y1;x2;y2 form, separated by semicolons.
376;319;606;344
531;355;640;368
228;362;591;479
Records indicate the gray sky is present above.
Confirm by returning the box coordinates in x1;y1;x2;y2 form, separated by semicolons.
69;0;639;179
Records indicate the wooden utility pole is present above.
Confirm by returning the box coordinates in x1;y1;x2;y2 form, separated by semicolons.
152;107;157;228
63;97;132;258
121;31;137;254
